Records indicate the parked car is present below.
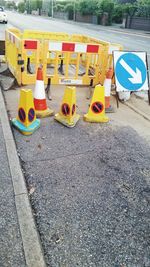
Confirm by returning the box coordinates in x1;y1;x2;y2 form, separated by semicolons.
0;7;8;24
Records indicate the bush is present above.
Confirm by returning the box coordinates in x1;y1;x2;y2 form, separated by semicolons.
54;4;64;12
54;0;69;12
113;5;123;23
64;3;74;19
0;0;6;7
78;0;97;15
6;1;17;10
97;0;114;25
64;3;74;13
17;2;25;13
136;0;150;17
123;3;137;17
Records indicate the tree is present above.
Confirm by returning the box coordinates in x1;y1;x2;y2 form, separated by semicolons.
113;4;124;23
26;0;31;13
25;0;43;15
78;0;97;15
122;2;137;28
36;0;42;15
54;3;64;12
136;0;150;17
5;1;17;10
18;2;25;13
64;3;74;19
123;2;137;16
0;0;6;7
97;0;115;25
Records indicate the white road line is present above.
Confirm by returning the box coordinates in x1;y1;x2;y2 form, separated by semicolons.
103;29;150;39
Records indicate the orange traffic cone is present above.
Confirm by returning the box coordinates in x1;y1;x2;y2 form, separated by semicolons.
104;67;114;113
34;67;54;118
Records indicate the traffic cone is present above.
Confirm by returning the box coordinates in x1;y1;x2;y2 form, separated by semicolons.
84;85;109;123
12;89;40;135
104;67;114;113
34;67;54;118
55;86;80;128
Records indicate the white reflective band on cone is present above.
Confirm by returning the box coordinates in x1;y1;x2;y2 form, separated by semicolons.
104;79;111;97
34;80;46;99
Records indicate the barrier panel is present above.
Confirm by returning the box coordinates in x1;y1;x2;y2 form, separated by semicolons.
21;38;40;84
5;29;22;84
5;28;123;86
42;40;109;86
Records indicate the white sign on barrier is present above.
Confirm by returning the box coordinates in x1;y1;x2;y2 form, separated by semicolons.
59;79;83;85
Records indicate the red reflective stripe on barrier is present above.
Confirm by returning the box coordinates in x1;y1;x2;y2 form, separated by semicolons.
87;45;99;53
62;43;75;52
24;40;37;49
34;98;47;111
13;36;15;43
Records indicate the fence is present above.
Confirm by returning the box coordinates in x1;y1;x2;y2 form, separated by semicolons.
5;28;123;86
125;16;150;31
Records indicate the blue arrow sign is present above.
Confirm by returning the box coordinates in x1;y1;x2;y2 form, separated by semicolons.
115;52;147;91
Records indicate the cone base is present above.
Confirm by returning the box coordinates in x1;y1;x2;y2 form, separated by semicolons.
83;114;109;123
105;105;115;113
55;113;80;128
35;108;54;118
12;118;40;135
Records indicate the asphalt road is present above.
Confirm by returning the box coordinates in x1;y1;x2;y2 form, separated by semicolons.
13;118;150;267
5;11;150;68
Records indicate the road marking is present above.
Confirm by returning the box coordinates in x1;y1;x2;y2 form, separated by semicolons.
103;28;150;39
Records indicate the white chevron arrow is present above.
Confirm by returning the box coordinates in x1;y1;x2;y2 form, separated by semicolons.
119;58;142;84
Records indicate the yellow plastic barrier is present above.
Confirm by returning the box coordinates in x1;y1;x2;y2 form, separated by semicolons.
42;39;109;86
5;29;22;85
5;28;123;86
